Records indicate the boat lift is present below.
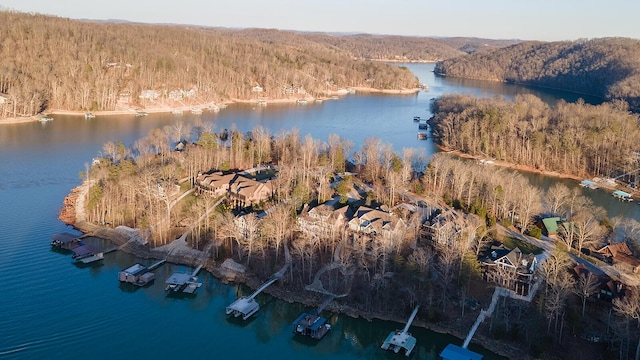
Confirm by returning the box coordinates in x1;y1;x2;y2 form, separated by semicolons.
226;276;279;320
380;305;420;356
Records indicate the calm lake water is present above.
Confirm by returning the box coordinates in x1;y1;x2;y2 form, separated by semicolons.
0;63;633;359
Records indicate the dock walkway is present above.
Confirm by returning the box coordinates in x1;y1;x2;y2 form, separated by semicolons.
381;305;420;356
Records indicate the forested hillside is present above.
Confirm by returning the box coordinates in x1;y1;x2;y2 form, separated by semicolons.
0;12;423;118
434;38;640;109
430;94;640;178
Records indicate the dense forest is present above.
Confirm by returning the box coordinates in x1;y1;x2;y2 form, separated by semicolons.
430;94;640;178
0;11;424;119
222;29;520;61
434;38;640;109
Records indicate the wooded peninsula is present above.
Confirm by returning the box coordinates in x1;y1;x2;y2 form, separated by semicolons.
60;121;640;359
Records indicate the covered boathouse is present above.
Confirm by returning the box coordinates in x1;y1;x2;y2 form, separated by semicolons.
292;311;331;339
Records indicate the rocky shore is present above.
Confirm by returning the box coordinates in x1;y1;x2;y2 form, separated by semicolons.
59;179;527;360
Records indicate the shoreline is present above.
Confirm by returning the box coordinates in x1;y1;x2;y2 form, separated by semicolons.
0;86;419;125
59;180;519;359
435;143;584;181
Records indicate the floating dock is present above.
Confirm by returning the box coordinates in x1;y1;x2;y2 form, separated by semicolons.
50;233;83;250
226;276;278;320
580;179;599;189
413;116;421;122
613;190;633;202
292;295;334;340
71;244;104;264
119;259;166;287
381;305;419;356
165;264;203;295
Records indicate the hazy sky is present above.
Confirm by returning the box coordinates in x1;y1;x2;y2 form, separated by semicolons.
1;0;638;41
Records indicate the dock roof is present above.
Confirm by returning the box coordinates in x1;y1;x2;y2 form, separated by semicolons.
440;344;483;360
165;272;193;285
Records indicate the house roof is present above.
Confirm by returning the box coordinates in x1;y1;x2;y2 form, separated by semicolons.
542;217;561;234
597;242;633;257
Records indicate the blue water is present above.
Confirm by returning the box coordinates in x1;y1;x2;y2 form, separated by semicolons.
0;63;623;359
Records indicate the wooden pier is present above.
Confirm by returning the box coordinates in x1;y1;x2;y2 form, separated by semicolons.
50;233;82;250
381;305;419;356
165;264;203;295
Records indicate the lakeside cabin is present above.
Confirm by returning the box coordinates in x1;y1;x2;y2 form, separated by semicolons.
580;180;599;189
612;190;633;202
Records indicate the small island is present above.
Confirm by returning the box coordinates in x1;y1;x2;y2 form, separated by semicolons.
59;121;640;360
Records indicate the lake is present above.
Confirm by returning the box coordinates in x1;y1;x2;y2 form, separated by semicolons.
0;63;629;359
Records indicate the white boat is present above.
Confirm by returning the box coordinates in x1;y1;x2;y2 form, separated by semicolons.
297;99;308;105
84;112;95;119
40;115;53;122
256;100;267;106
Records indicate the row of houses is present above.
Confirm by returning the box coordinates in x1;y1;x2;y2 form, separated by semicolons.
297;197;407;241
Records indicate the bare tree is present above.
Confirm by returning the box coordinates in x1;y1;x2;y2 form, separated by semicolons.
574;272;601;317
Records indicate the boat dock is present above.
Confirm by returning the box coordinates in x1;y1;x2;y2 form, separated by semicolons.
226;244;291;320
417;132;428;140
292;295;334;340
50;233;82;250
580;179;599;189
165;264;203;295
71;244;105;264
613;190;633;202
380;305;419;356
418;120;429;130
226;276;279;320
119;259;166;287
413;116;421;122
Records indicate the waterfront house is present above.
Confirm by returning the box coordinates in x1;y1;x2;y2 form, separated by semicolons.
0;95;7;104
347;205;405;239
297;197;351;238
197;171;238;197
480;245;538;295
229;176;274;208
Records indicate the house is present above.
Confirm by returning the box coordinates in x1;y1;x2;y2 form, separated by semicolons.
297;197;350;238
197;171;237;197
347;206;405;239
139;89;160;100
421;209;468;248
252;85;264;93
229;176;274;208
540;217;567;238
596;242;640;273
480;245;538;295
0;95;7;105
572;263;626;303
